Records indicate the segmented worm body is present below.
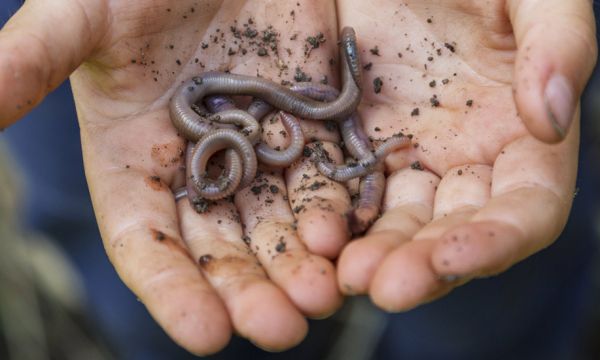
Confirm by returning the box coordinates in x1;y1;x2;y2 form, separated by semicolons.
171;27;362;200
290;82;410;233
255;111;305;167
170;27;409;234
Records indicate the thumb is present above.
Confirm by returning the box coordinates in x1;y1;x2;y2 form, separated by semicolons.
0;0;108;128
508;0;597;143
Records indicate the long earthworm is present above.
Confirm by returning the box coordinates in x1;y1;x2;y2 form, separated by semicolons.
170;26;399;221
289;82;410;233
170;27;362;143
289;83;410;178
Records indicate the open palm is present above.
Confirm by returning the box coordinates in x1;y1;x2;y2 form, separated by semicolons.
336;0;594;311
0;0;596;355
1;0;352;353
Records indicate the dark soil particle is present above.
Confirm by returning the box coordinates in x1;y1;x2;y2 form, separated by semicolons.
242;235;252;245
155;231;166;241
198;254;213;267
251;183;269;195
373;77;383;94
457;169;463;175
294;67;312;82
411;161;424;171
257;47;268;56
308;181;326;191
303;146;313;157
293;205;306;213
363;62;373;71
429;80;436;88
275;239;286;253
370;46;380;56
430;95;440;107
466;99;473;107
243;27;258;38
411;108;420;116
444;42;456;53
269;185;279;194
324;120;337;132
306;32;325;50
192;198;211;213
442;78;449;85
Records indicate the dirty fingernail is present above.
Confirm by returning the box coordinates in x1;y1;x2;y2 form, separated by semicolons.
544;74;575;139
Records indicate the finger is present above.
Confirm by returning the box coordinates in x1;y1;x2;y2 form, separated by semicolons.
367;165;491;311
235;169;342;318
81;111;236;354
508;0;597;142
84;155;231;353
285;142;352;259
0;0;107;126
337;168;439;295
177;199;308;351
432;121;579;278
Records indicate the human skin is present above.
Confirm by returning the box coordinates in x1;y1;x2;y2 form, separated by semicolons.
0;0;596;355
335;0;597;311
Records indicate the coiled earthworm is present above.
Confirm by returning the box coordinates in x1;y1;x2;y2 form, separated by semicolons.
205;96;304;167
170;27;372;203
255;111;305;167
189;129;257;200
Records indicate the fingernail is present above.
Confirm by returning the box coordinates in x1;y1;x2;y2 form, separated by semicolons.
544;74;575;139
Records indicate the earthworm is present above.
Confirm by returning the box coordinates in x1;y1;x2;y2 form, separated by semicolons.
175;142;243;211
170;27;362;141
255;111;305;167
186;96;256;200
189;129;256;200
204;95;236;112
174;187;188;201
289;83;372;158
290;82;411;233
211;96;304;167
347;168;386;234
170;27;368;203
247;98;273;120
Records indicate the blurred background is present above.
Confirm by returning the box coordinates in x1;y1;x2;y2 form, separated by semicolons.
1;2;600;360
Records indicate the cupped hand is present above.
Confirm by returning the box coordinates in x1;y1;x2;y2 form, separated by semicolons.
0;0;355;354
336;0;597;310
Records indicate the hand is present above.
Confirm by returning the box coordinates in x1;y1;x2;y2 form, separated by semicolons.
336;0;597;310
0;0;352;354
